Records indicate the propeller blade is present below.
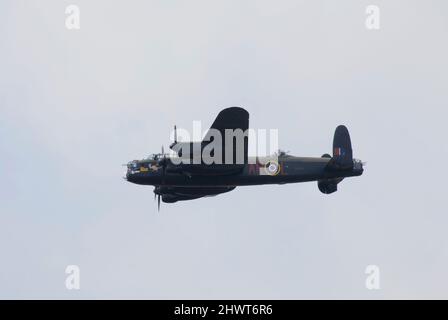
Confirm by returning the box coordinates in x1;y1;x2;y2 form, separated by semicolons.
162;163;166;185
160;145;167;185
174;125;177;143
158;194;161;211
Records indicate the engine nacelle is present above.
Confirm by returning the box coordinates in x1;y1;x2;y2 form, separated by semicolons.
318;180;337;194
162;194;178;203
318;178;343;194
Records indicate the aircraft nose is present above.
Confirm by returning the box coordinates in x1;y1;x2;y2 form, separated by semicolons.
124;168;131;181
125;170;137;183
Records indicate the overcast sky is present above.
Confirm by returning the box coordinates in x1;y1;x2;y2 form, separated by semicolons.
1;0;448;299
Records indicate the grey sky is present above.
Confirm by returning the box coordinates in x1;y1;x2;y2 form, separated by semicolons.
1;0;448;299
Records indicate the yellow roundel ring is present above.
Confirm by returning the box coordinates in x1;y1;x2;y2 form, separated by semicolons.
265;160;280;176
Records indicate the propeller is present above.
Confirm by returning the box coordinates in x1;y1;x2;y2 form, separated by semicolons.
158;193;161;211
161;145;167;185
174;125;177;144
153;187;161;212
156;145;168;212
169;125;178;149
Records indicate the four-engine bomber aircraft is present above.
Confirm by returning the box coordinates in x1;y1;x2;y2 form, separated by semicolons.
125;107;364;209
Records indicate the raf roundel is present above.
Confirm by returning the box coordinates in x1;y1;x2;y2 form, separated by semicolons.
266;161;280;176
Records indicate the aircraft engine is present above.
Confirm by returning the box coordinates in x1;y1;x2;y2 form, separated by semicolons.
161;194;178;203
318;181;337;194
318;178;342;194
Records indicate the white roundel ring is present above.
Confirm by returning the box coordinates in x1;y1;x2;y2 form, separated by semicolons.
266;161;280;176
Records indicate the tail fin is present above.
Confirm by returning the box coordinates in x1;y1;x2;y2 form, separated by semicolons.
319;125;362;193
330;125;353;170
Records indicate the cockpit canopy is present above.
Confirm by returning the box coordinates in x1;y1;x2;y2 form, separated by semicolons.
146;153;160;161
126;154;167;174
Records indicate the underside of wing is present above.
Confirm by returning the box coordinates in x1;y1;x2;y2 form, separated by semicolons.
154;186;236;203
